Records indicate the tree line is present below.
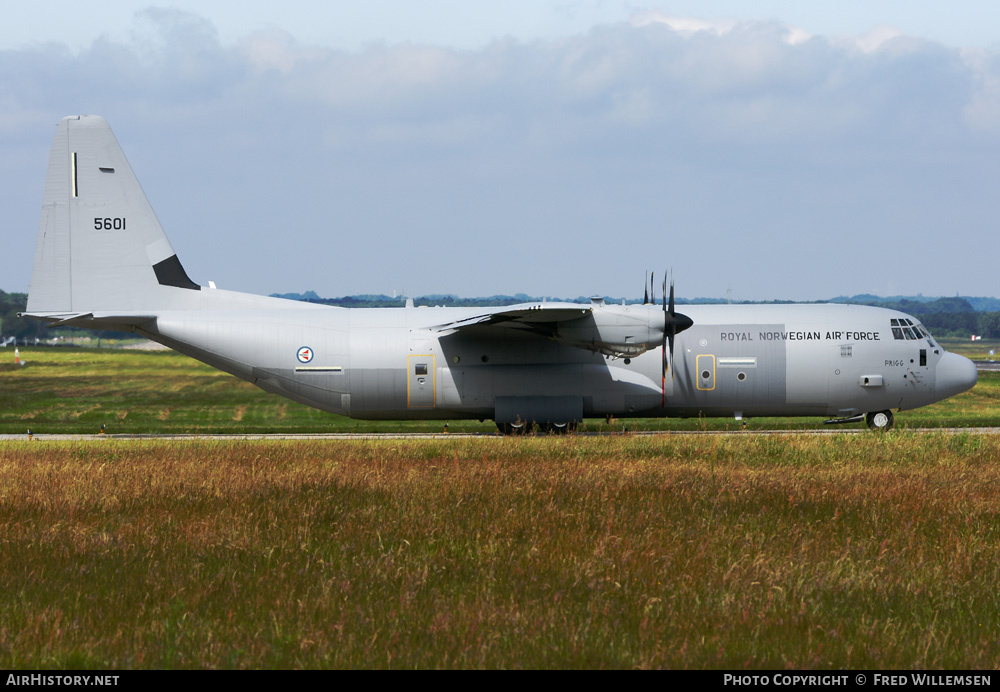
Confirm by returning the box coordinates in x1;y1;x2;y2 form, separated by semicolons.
3;289;999;340
0;291;48;342
848;297;999;338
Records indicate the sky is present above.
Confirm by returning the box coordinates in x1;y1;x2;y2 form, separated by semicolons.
3;1;1000;301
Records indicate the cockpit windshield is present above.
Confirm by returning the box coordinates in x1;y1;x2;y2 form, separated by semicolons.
890;318;936;347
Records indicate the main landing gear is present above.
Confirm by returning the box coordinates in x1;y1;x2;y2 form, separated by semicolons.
496;420;577;435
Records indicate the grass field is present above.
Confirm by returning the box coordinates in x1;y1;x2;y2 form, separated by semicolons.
1;435;998;668
0;346;997;434
938;336;1000;362
1;346;998;668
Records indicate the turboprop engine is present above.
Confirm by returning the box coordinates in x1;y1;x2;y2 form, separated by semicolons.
555;301;670;358
555;275;694;371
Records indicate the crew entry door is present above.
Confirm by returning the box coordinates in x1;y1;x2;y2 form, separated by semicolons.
407;355;436;408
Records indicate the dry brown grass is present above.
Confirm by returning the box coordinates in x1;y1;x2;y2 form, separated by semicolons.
1;434;998;668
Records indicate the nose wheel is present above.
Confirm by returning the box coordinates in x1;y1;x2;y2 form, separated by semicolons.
865;410;894;431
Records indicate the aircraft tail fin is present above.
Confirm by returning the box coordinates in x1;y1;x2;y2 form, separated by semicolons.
27;115;200;316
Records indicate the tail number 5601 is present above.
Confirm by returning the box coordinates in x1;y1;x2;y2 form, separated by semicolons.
94;217;126;231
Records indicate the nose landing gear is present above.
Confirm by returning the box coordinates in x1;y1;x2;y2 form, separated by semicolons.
865;410;895;431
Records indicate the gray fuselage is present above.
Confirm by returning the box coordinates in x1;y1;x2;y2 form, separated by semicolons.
139;295;977;423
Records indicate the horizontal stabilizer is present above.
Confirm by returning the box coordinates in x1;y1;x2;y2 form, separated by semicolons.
19;311;94;326
19;311;157;330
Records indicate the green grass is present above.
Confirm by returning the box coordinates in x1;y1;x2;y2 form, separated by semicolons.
1;435;998;668
0;348;340;434
1;348;997;434
938;337;1000;361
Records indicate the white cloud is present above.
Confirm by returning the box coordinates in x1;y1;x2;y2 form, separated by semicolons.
630;10;813;46
239;28;316;74
851;24;905;53
961;49;1000;134
630;11;738;36
2;9;999;300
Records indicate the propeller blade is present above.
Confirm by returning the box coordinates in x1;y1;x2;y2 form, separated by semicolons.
668;329;675;381
662;272;668;404
654;270;693;406
662;329;668;406
668;274;675;381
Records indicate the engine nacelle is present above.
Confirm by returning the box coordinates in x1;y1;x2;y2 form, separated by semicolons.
555;304;666;358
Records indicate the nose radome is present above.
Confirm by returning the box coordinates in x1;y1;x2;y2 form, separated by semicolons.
936;352;978;400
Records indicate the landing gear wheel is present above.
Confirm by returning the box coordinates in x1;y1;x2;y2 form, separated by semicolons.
866;410;894;431
538;421;576;435
497;421;534;435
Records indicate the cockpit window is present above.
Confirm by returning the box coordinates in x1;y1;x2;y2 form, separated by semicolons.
890;319;936;346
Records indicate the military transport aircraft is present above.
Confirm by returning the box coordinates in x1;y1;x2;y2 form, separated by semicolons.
23;116;978;432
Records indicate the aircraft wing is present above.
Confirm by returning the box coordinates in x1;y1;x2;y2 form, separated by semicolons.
428;303;591;334
428;301;671;359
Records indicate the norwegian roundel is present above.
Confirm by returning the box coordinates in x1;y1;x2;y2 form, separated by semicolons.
296;346;314;364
